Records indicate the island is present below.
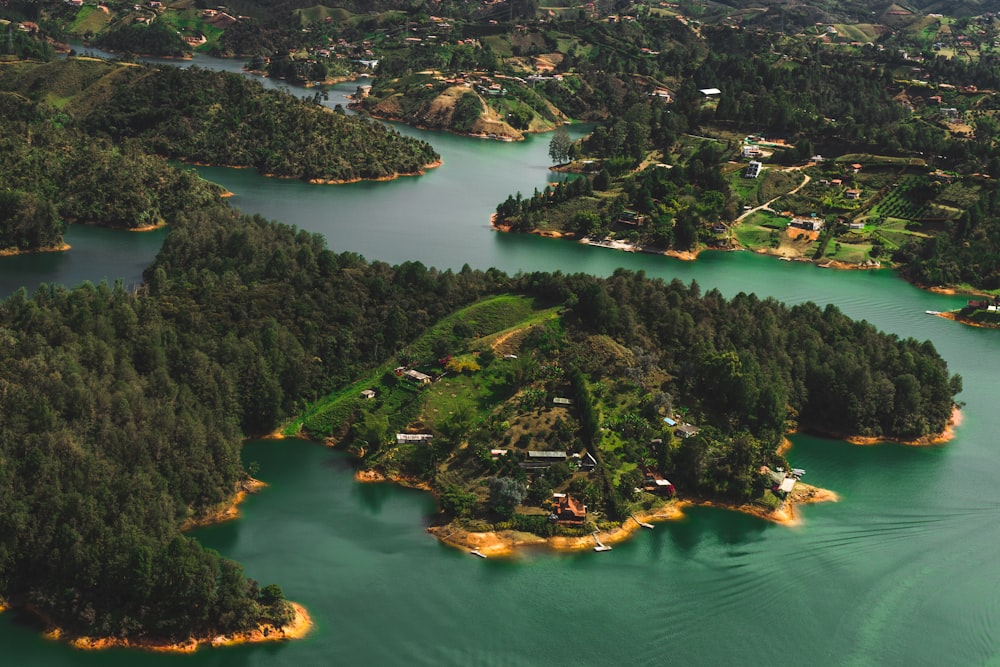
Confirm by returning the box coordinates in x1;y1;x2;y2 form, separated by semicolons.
0;58;440;255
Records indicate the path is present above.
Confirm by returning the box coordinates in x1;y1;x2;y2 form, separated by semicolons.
735;170;811;223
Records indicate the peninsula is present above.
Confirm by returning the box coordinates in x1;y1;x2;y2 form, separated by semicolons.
287;280;960;556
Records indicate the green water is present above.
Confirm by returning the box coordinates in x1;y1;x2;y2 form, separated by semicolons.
2;72;1000;666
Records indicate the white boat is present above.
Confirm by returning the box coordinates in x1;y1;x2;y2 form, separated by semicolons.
925;310;941;315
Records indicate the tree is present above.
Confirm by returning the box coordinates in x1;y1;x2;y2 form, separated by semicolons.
488;476;527;518
440;485;478;517
548;126;573;165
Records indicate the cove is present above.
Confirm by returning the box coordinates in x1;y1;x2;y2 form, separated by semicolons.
2;56;1000;666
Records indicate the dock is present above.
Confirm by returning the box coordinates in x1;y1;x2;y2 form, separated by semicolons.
630;514;654;529
593;531;612;552
469;549;487;559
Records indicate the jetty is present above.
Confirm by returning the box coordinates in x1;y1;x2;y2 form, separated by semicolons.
593;531;612;552
630;514;654;529
469;549;487;559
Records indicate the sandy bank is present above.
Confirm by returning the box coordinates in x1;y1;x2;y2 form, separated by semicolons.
179;477;267;531
427;485;837;557
935;310;1000;330
127;223;167;233
305;159;442;185
844;406;962;446
800;406;962;447
0;243;70;257
355;468;433;492
43;601;311;653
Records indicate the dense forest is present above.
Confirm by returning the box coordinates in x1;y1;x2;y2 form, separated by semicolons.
0;91;224;245
0;200;502;641
0;59;439;184
0;58;441;251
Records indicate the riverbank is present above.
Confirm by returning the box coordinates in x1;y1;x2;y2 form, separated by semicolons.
305;159;443;185
0;243;71;257
427;483;837;557
179;477;267;531
40;601;311;653
804;406;962;447
934;310;1000;329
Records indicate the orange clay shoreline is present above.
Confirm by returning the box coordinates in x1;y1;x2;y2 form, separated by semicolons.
180;159;442;184
179;477;267;531
0;243;70;257
7;477;314;652
804;405;962;447
356;408;961;557
356;468;837;557
934;310;1000;329
489;215;895;270
36;602;311;653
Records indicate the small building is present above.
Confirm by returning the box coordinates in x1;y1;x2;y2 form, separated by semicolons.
642;467;675;496
552;494;587;524
573;451;598;472
699;87;721;96
552;397;574;406
360;389;376;400
675;424;700;439
663;416;678;427
744;161;762;179
742;144;761;158
396;433;433;444
849;221;865;230
617;210;646;226
791;217;824;232
404;369;432;384
850;163;863;173
845;189;861;200
490;448;509;458
528;451;568;461
521;450;568;471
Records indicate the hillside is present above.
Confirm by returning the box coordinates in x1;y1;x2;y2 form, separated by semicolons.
290;276;960;542
0;58;440;183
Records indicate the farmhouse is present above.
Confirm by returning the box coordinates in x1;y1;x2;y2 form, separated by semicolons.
552;494;587;524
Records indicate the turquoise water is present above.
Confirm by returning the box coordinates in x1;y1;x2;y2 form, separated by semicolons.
1;55;998;666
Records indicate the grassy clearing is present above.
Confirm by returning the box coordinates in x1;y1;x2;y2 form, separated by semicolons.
285;294;556;437
67;5;111;36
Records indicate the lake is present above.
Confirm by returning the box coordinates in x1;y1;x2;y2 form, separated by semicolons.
1;55;998;666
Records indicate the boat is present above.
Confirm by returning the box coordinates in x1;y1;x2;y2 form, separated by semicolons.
925;310;941;315
469;549;487;559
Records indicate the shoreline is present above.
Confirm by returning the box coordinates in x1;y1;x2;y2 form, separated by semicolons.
127;222;167;233
179;477;267;531
427;482;838;558
0;243;71;257
934;310;1000;329
798;405;962;447
181;156;441;184
41;601;311;653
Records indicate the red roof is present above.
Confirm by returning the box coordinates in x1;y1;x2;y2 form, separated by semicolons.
555;495;586;520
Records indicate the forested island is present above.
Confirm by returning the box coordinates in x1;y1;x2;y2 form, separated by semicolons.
0;57;439;254
0;0;976;650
